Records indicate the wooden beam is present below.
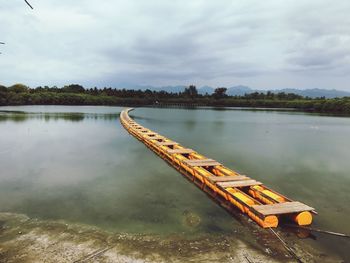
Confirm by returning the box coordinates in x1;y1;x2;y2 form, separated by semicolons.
145;133;157;136
217;180;262;188
184;159;221;167
252;201;315;216
207;175;249;182
147;136;164;141
154;141;178;146
166;148;195;154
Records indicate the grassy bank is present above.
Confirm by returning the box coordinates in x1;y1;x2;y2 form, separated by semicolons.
1;84;350;114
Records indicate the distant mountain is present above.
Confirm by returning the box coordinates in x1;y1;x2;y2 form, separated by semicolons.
204;86;350;98
226;86;253;96
113;84;350;98
198;86;214;95
272;88;350;98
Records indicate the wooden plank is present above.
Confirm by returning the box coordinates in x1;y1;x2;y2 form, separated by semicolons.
207;175;249;182
186;158;215;162
166;148;195;154
154;141;178;146
144;133;157;136
184;159;221;167
147;136;164;140
217;180;262;188
184;159;216;163
252;201;315;216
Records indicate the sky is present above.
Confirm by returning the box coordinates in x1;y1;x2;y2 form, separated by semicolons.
0;0;350;90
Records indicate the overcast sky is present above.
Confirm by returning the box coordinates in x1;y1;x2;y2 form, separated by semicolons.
1;0;350;90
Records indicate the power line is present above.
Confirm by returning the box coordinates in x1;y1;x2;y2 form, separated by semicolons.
24;0;34;9
1;1;33;54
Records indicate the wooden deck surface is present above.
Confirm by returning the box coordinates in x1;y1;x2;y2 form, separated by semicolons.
147;136;164;140
217;179;262;188
155;141;179;146
166;148;195;154
252;201;314;216
184;159;221;167
145;133;157;136
207;175;249;182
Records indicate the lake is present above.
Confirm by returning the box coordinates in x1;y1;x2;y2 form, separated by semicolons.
0;105;349;261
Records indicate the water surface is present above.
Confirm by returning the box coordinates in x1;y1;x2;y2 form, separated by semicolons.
0;106;349;260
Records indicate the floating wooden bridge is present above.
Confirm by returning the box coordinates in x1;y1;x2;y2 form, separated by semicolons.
120;108;316;228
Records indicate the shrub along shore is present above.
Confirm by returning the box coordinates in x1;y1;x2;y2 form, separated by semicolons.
1;84;350;114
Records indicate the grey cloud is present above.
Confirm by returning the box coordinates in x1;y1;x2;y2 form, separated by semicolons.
285;1;350;74
287;46;350;70
1;0;350;90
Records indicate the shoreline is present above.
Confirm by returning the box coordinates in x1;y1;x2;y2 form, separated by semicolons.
0;212;341;263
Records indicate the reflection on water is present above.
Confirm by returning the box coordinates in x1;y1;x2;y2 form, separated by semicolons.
0;106;349;260
0;111;120;122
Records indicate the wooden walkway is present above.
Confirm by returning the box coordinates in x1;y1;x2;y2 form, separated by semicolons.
120;108;316;228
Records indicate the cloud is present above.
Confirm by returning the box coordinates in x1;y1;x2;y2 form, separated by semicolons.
284;1;350;73
0;0;350;90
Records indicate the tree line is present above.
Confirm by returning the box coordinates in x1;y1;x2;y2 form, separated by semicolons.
0;83;349;114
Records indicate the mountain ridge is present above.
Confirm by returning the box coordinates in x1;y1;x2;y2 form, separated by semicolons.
113;84;350;98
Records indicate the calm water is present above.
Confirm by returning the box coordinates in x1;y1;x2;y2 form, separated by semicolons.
0;106;349;260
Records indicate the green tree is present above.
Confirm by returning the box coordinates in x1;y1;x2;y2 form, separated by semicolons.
8;84;28;93
62;84;85;93
183;85;198;99
0;85;7;92
213;87;227;99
